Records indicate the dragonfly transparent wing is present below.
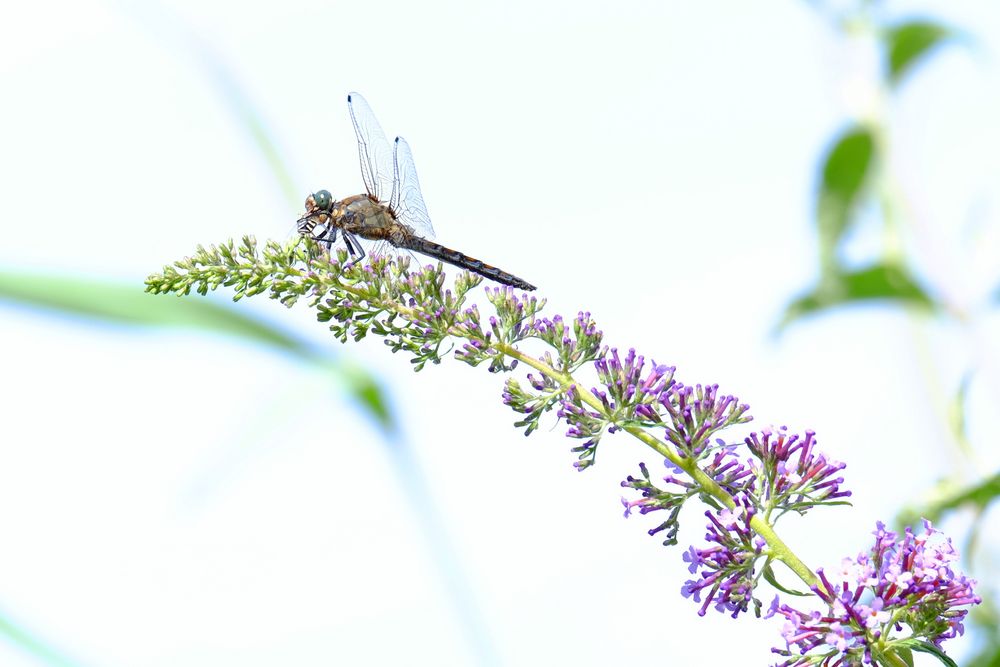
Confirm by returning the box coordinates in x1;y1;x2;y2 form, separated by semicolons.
390;136;435;240
347;92;394;203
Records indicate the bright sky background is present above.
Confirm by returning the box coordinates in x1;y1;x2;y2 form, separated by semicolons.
1;1;999;665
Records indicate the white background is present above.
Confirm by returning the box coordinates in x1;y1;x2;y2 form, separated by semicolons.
1;0;998;665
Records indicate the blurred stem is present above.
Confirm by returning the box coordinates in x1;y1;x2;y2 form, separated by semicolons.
0;611;90;667
868;72;956;459
866;56;974;464
847;6;974;473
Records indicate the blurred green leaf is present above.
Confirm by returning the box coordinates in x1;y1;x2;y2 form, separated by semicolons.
885;21;951;86
896;472;1000;530
0;269;394;432
939;473;995;520
941;472;1000;512
0;609;90;667
780;263;934;329
817;126;876;254
966;644;1000;667
964;598;1000;667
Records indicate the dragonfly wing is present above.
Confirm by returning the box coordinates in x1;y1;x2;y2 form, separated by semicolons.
347;92;395;203
391;136;436;240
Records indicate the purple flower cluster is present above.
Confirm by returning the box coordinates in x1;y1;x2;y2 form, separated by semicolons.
555;349;673;470
661;383;749;457
593;348;674;423
622;426;859;624
768;520;980;666
744;426;852;512
558;347;749;470
556;384;604;470
681;493;766;618
499;304;605;440
529;310;604;373
621;445;752;521
452;288;537;372
698;444;755;496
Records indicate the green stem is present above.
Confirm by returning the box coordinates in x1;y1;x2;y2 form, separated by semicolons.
494;342;819;587
249;252;825;592
503;335;822;589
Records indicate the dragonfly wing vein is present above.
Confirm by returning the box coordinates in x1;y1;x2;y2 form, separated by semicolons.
347;93;395;202
392;136;436;239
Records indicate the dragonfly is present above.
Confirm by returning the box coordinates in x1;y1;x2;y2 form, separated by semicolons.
296;93;536;291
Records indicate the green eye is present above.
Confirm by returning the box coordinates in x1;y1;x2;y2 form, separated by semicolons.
314;190;333;211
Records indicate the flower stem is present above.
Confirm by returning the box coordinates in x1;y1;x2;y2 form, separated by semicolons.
496;341;820;590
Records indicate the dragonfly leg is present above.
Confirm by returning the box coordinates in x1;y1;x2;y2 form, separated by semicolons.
311;225;337;250
343;232;367;267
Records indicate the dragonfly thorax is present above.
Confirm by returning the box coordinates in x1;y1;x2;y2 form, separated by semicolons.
342;194;399;235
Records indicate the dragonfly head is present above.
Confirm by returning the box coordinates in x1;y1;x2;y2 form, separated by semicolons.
297;189;337;234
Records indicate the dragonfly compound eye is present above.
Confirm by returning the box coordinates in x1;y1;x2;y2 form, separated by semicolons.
313;190;333;211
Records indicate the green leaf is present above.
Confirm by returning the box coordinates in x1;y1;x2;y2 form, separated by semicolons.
896;645;915;667
762;562;811;597
0;269;394;432
780;263;935;329
817;126;876;252
896;638;959;667
885;21;951;86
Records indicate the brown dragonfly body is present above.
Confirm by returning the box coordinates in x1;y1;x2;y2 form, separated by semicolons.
300;192;536;291
297;93;536;291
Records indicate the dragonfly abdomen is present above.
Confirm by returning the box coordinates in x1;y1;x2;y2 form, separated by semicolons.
400;237;536;291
